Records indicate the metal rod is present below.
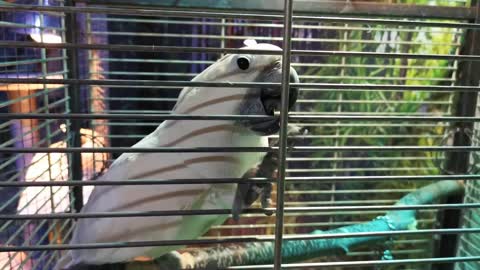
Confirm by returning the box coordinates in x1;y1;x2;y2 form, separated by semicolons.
0;41;283;54
2;3;480;23
85;17;461;35
1;209;265;220
0;146;273;153
0;178;271;186
81;0;477;20
2;145;480;153
88;31;461;47
295;15;479;28
273;1;294;269
0;56;66;68
1;228;479;252
65;0;84;213
0;78;277;87
94;132;446;138
0;113;273;121
214;220;436;230
1;78;479;92
0;20;65;31
3;203;480;220
7;113;480;122
1;174;479;187
2;41;480;61
289;115;480;122
293;63;457;69
229;256;480;269
0;5;282;20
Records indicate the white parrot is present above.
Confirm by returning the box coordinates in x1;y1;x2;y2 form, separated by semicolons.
55;39;299;269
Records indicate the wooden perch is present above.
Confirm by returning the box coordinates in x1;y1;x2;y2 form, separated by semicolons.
75;180;464;270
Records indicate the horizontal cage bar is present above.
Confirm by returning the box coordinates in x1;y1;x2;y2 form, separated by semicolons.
0;42;478;61
0;146;479;153
1;228;479;252
0;175;479;187
3;203;480;220
1;4;479;26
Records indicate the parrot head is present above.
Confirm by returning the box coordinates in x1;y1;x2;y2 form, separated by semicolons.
172;39;299;136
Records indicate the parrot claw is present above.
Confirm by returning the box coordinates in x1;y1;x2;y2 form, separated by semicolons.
231;206;241;222
261;198;273;216
231;126;308;221
260;183;272;208
231;186;245;221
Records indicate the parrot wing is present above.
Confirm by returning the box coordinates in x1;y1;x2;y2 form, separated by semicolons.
60;150;237;267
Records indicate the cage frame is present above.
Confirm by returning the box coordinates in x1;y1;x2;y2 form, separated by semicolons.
1;1;480;270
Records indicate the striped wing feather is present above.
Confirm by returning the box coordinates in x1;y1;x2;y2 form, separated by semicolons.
66;150;236;265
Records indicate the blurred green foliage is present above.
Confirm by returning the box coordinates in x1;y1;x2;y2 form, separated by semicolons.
288;0;471;268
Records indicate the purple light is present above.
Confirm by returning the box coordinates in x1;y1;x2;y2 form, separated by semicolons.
8;0;63;43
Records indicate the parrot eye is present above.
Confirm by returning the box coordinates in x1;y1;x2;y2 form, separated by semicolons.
237;56;250;70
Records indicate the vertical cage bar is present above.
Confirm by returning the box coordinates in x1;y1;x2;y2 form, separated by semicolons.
64;0;84;213
438;1;480;269
273;0;294;269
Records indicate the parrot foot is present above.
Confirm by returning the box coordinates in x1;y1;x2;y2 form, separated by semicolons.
231;125;308;221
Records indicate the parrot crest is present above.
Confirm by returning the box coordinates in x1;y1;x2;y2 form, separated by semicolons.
243;39;258;47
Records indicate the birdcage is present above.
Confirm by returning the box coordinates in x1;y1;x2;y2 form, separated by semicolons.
0;0;479;270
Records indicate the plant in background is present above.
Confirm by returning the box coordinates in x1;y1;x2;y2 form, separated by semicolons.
291;0;468;266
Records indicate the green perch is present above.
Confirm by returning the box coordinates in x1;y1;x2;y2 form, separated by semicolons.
85;180;463;270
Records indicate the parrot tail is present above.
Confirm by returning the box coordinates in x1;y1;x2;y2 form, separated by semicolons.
53;252;75;270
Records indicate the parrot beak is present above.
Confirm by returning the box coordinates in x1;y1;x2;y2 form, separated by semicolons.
249;65;299;136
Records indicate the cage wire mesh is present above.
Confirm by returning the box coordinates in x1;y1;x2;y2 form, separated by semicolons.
0;1;72;269
456;173;480;269
455;93;480;270
0;0;479;269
